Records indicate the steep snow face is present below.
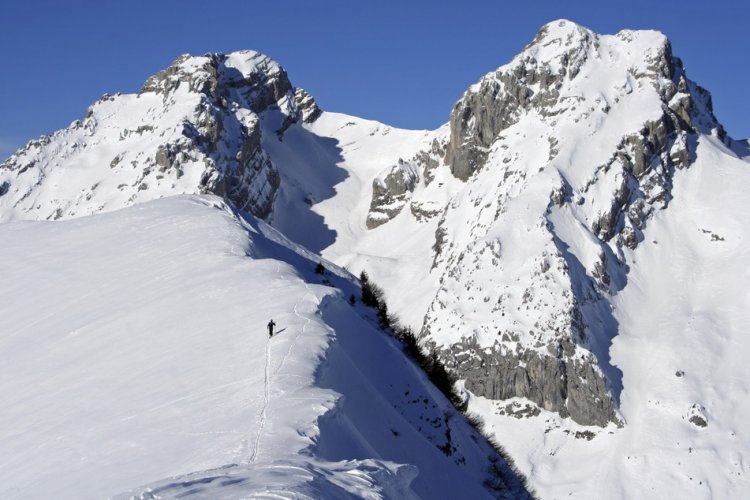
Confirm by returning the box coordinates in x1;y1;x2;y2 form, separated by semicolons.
0;196;528;499
423;19;738;428
0;50;317;223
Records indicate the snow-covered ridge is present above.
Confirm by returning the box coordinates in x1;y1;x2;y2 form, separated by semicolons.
0;195;529;499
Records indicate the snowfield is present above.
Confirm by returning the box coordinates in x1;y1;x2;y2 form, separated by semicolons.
0;196;527;499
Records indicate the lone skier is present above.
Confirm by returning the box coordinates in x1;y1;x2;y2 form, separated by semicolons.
267;319;276;338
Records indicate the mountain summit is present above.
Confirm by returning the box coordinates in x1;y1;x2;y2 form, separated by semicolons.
0;50;319;222
418;17;728;427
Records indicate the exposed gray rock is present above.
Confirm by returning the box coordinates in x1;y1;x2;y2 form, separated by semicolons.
411;139;446;186
409;201;442;222
154;145;173;171
433;335;618;427
431;217;449;269
366;160;419;229
686;403;708;428
496;401;541;419
444;21;594;181
689;415;707;427
293;87;322;124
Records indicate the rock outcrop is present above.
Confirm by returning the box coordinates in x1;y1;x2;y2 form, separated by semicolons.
366;160;419;228
440;337;617;426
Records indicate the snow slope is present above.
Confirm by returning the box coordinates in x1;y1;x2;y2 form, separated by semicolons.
262;111;452;328
0;195;528;499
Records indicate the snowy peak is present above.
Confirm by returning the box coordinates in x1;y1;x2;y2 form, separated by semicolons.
521;18;599;79
332;22;742;431
0;49;320;223
444;19;725;182
518;19;674;87
522;19;670;78
140;50;293;114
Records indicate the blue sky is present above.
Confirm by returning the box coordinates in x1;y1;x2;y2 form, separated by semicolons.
1;0;747;159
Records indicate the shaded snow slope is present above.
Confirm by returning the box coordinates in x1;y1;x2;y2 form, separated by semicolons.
0;195;528;499
263;111;449;323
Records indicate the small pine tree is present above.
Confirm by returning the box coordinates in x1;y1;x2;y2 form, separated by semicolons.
349;294;356;305
314;262;326;275
361;272;384;308
377;301;389;328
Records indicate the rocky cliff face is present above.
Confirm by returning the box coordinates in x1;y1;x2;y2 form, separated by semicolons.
0;50;320;222
408;20;729;427
366;159;420;228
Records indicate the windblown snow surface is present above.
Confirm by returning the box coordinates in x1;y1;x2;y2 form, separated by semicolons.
0;196;527;499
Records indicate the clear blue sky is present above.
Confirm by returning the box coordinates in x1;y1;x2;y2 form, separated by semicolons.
1;0;747;159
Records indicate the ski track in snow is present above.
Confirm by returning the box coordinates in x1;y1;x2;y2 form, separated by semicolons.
249;337;271;463
273;260;318;378
276;287;313;378
248;263;316;463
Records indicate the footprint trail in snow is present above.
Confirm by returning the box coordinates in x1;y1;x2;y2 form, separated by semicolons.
249;337;270;463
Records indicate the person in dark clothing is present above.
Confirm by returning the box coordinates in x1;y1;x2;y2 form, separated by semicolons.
267;319;276;337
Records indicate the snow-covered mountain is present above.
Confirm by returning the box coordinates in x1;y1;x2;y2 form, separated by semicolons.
0;50;319;223
2;18;749;499
263;20;750;498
